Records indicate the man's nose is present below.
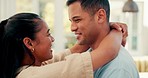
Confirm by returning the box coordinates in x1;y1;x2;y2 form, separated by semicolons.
71;22;78;32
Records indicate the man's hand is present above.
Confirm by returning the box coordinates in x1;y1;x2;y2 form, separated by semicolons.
109;22;128;47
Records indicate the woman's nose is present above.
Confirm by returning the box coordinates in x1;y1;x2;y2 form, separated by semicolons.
51;36;55;42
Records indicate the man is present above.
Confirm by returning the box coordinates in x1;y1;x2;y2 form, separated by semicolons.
66;0;139;78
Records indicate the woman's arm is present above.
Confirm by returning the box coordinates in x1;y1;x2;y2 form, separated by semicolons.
19;30;122;78
110;22;128;47
91;29;122;71
70;43;90;53
70;22;127;54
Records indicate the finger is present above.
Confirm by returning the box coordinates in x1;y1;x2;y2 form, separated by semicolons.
41;62;45;66
121;38;126;47
120;23;127;34
41;61;48;66
121;24;128;38
110;22;122;31
109;22;114;26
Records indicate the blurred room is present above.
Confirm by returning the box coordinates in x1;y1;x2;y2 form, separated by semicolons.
0;0;148;77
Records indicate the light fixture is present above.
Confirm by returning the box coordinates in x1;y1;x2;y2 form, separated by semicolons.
122;0;139;12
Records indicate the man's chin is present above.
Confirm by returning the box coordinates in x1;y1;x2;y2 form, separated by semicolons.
77;41;86;45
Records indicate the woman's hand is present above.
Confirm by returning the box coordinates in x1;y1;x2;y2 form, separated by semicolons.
109;22;128;47
70;43;90;53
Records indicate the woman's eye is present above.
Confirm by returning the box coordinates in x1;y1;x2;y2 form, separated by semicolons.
47;33;51;36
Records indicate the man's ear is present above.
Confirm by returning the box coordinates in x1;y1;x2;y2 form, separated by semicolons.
95;9;106;23
23;37;34;50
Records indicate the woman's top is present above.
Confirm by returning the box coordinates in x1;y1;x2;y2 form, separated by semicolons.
16;49;93;78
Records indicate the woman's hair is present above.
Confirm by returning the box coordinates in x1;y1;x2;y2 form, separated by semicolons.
0;13;42;78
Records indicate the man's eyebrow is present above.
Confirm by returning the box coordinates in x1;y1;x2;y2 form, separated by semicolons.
72;16;80;19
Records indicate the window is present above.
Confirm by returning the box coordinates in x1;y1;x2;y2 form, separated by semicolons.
110;0;144;55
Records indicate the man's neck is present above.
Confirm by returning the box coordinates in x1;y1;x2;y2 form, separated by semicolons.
90;24;110;50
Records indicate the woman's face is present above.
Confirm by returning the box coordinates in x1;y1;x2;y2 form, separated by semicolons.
32;20;54;64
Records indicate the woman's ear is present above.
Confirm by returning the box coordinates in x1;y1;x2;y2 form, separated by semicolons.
95;9;106;23
23;37;34;50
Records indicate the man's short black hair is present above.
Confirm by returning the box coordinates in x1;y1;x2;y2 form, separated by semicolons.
66;0;110;22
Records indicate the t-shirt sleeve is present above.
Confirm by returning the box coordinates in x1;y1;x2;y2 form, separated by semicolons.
16;52;94;78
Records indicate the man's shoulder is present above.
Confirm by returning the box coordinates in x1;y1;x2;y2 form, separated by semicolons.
95;46;136;71
108;46;135;67
94;46;139;77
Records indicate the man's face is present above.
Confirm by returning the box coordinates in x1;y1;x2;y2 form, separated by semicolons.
68;2;100;45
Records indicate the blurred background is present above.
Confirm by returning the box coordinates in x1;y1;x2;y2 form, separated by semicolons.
0;0;148;77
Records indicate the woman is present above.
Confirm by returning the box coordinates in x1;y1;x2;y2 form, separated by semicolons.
0;13;124;78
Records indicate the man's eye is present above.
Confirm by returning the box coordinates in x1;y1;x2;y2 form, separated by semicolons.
74;19;81;23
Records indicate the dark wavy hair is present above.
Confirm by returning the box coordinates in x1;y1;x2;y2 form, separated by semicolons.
66;0;110;22
0;13;42;78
